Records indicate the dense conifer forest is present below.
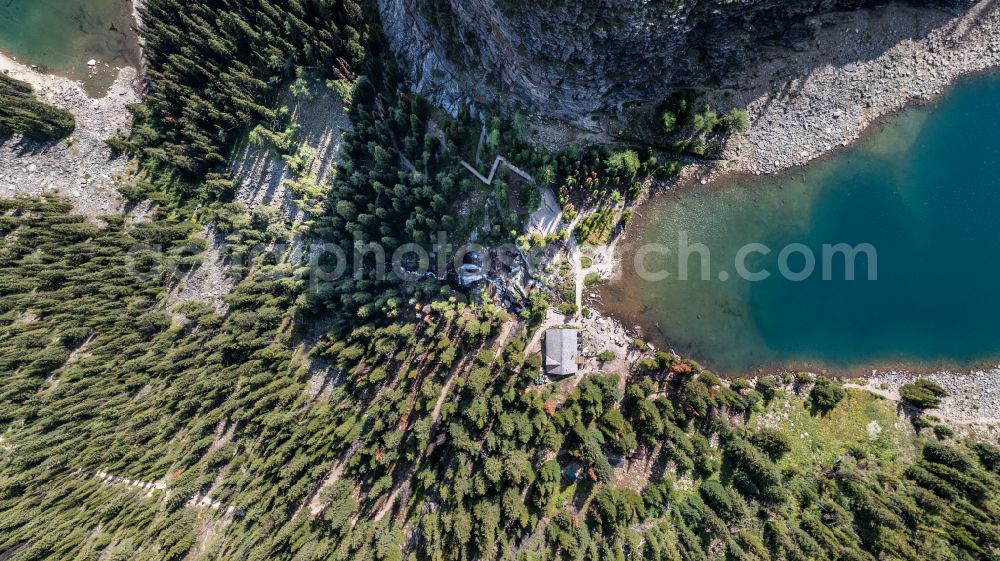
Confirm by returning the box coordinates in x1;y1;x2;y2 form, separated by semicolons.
2;2;1000;561
124;0;370;200
0;74;75;140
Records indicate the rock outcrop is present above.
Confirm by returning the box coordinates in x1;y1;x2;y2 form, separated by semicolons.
377;0;965;119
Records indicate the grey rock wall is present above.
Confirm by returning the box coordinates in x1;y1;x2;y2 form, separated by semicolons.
377;0;961;119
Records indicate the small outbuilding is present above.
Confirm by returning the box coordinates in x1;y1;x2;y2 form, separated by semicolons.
457;251;486;287
544;328;579;376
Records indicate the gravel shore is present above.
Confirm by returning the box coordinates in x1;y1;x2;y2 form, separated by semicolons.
848;369;1000;441
0;53;140;217
712;0;1000;177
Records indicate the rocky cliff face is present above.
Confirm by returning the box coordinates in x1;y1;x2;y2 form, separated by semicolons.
377;0;959;120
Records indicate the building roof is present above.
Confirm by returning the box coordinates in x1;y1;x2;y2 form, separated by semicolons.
544;328;578;376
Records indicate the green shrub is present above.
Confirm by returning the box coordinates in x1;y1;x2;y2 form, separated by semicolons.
900;379;948;409
596;351;616;362
699;371;721;387
809;378;845;414
520;185;542;212
972;442;1000;472
750;428;792;461
638;357;659;371
756;376;781;403
693;105;720;134
558;303;578;316
606;150;641;181
661;110;678;132
526;353;543;371
911;416;932;431
933;425;955;440
730;378;751;391
721;108;749;133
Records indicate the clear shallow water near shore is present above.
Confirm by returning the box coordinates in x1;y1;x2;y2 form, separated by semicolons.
603;72;1000;375
0;0;139;95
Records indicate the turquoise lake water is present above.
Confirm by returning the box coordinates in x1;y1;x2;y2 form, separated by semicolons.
603;72;1000;375
0;0;138;95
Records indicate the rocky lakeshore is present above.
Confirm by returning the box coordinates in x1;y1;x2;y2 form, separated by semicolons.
543;1;1000;284
714;0;1000;177
847;369;1000;441
0;53;140;218
581;1;1000;433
